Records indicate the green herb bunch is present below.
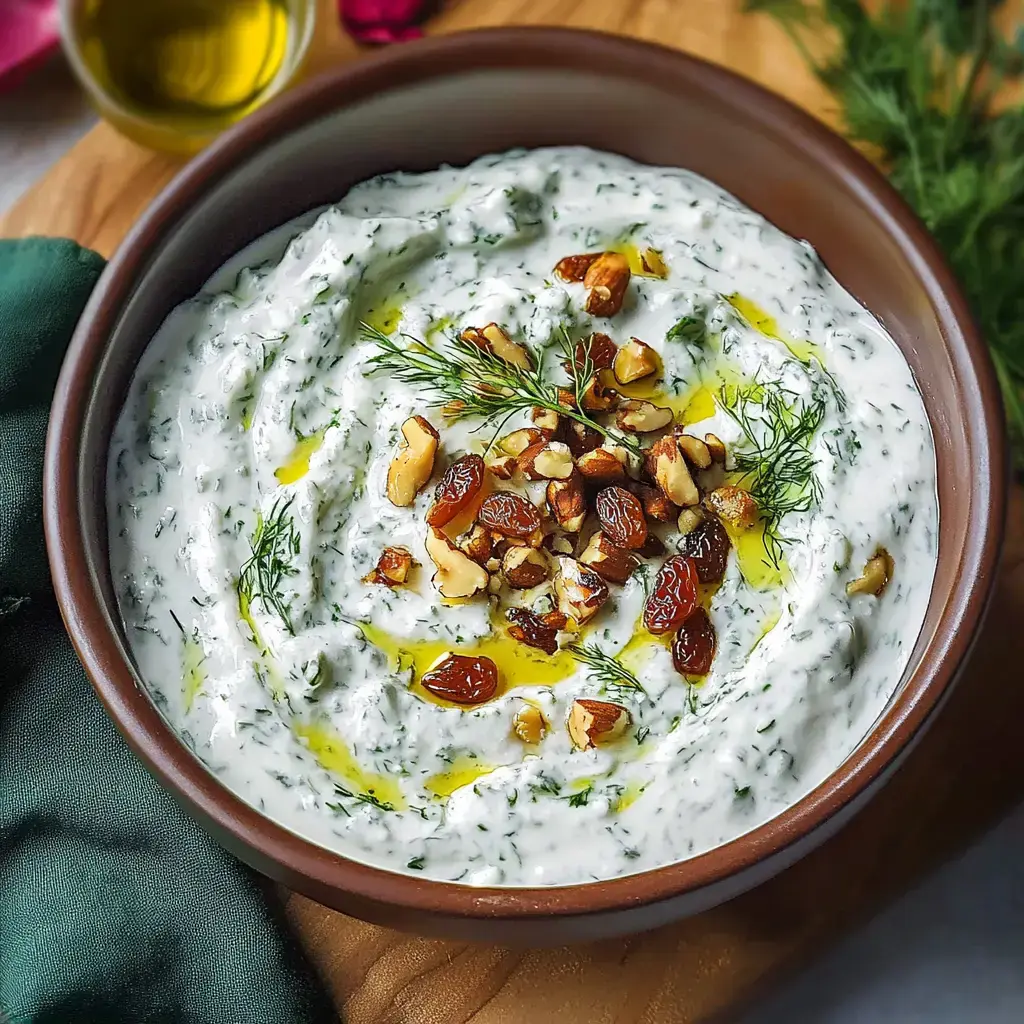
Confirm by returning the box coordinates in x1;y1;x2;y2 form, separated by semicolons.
749;0;1024;468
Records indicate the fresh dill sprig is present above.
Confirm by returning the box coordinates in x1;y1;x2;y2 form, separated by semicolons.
748;0;1024;468
327;783;395;813
363;323;643;457
566;643;646;699
566;785;594;807
719;379;826;566
236;496;301;635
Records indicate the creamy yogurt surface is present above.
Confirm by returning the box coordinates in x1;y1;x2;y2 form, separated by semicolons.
108;147;937;886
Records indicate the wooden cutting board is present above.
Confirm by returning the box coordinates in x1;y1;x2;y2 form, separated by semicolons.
4;2;1023;1021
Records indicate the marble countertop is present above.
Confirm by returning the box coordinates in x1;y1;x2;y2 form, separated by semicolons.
3;57;1022;1024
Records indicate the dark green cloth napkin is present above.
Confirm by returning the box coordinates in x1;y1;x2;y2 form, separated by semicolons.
0;238;332;1024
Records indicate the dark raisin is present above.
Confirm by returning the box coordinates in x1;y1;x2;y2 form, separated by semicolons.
594;485;647;550
672;608;717;676
677;515;731;583
478;492;542;539
426;454;484;528
421;654;499;705
644;555;698;634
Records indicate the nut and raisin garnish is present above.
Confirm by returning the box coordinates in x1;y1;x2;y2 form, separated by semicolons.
421;654;499;705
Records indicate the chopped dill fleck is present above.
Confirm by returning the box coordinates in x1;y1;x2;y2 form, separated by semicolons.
567;786;593;808
665;310;708;345
528;774;562;798
332;783;395;813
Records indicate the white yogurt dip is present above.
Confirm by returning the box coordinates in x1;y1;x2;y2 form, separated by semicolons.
108;147;937;885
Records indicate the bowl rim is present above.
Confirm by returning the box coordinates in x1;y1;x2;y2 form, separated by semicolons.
45;26;1007;920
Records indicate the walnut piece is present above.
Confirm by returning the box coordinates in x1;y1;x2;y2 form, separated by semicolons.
617;400;673;433
577;446;628;484
531;406;560;436
583;252;631;317
578;531;637;584
517;440;575;481
677;508;703;536
458;523;493;565
513;703;548;744
546;473;587;533
485;453;516;480
706;486;759;530
580;374;619;413
847;548;895;597
704;432;728;463
645;435;699;507
425;528;489;599
553;252;601;283
362;547;415;587
612;338;658;384
501;546;550;589
461;322;532;369
386;416;439;507
639;247;668;278
568;699;630;751
677;433;712;469
628;481;679;524
553;557;610;625
498;427;544;457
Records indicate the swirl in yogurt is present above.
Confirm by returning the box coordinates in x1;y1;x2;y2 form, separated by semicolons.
108;148;937;885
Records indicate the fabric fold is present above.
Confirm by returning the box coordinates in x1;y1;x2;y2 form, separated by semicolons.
0;237;331;1024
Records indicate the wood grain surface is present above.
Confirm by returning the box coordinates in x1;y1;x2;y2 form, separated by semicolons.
4;1;1023;1021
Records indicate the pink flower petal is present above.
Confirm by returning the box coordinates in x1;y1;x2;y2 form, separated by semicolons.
339;0;429;45
0;0;60;92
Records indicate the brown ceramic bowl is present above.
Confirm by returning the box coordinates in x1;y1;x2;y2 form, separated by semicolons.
45;28;1006;943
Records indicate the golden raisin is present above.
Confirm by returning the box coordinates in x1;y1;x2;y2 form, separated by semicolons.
644;555;698;635
478;492;542;539
594;486;648;551
426;454;484;528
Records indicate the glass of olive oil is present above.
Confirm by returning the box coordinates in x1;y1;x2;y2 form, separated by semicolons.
59;0;316;153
